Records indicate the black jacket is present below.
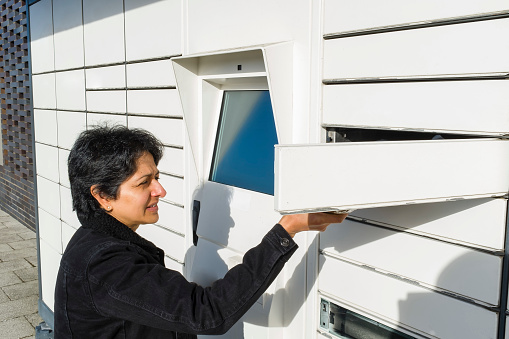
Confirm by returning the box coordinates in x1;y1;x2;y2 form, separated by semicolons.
54;211;297;338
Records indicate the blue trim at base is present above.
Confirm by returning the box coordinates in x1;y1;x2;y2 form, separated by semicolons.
38;299;54;331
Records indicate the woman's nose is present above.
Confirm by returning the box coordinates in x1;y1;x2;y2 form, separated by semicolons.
152;180;167;198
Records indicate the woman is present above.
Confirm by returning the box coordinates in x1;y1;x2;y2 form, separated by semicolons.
54;125;347;338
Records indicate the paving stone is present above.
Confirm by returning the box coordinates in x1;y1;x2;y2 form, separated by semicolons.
0;288;9;303
0;233;24;244
3;280;38;300
0;295;38;321
8;239;36;250
0;247;36;262
0;316;36;339
25;312;43;328
14;266;38;282
0;259;33;274
18;231;36;240
0;243;13;252
0;271;22;288
25;256;38;267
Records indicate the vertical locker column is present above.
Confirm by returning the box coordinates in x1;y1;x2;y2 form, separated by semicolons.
316;2;509;338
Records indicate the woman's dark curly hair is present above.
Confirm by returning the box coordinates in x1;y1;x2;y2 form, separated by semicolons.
68;125;164;220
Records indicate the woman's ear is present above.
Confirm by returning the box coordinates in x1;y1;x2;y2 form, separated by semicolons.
90;185;113;212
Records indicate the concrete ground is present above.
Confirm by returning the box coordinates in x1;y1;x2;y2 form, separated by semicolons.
0;208;43;339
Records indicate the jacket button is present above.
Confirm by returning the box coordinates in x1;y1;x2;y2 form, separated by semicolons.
281;238;290;247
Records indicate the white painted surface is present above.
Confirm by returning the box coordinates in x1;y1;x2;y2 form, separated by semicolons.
321;219;501;305
39;239;62;311
159;147;184;177
29;0;54;73
323;19;509;79
126;60;177;87
38;208;62;254
159;174;184;206
34;110;58;146
83;0;125;66
55;70;86;111
275;139;509;213
61;221;78;251
53;0;84;70
156;201;185;235
322;80;509;135
127;116;184;147
58;148;70;188
124;0;181;61
137;224;186;263
32;74;56;109
323;0;509;34
319;256;498;339
37;176;61;219
35;143;59;183
56;111;87;150
351;198;507;251
59;185;80;229
127;90;182;116
86;90;127;113
86;65;126;89
87;112;127;127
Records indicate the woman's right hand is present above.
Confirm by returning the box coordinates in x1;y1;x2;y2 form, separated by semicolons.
278;213;348;238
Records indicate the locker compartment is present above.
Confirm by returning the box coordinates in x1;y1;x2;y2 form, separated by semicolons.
158;146;184;177
55;70;86;111
127;116;183;147
58;148;71;188
137;224;186;263
127;90;182;116
37;176;61;219
34;110;58;146
322;80;509;136
29;0;54;74
86;112;127;128
319;256;498;338
56;111;87;150
323;0;509;35
53;0;84;70
86;65;125;89
157;200;185;235
59;185;80;229
274;138;509;214
40;240;62;311
35;143;59;183
350;198;507;251
323;19;509;79
32;74;56;109
320;219;501;305
61;221;78;251
38;208;62;254
86;90;126;113
126;60;177;88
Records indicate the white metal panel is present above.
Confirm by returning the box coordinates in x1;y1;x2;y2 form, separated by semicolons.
323;19;509;79
32;74;56;109
56;111;87;150
137;224;186;263
61;221;78;251
53;0;84;70
37;175;61;219
34;110;57;146
29;0;54;73
83;0;125;66
323;0;509;34
86;65;126;89
87;112;127;127
351;199;507;251
86;91;126;113
319;256;498;338
320;219;501;305
159;174;184;206
127;90;182;116
124;0;181;61
322;80;509;136
55;70;86;111
39;239;62;311
275;139;509;213
126;60;176;88
157;201;185;235
35;143;59;183
58;148;70;188
38;208;62;254
127;116;184;147
159;147;184;177
59;185;80;229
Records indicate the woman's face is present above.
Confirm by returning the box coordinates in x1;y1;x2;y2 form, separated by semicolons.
108;152;166;230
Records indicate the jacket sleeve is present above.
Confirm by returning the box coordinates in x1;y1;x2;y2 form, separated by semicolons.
87;224;298;335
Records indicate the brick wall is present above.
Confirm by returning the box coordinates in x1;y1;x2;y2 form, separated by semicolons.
0;0;35;231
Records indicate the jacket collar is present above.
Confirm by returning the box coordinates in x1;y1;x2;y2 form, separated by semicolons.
79;211;165;263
